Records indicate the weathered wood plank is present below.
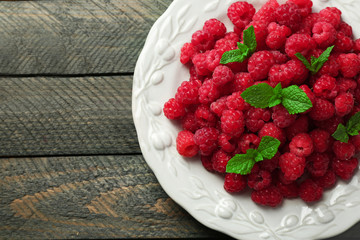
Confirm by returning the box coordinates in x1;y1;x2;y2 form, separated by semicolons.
0;155;229;239
0;76;140;156
0;0;173;75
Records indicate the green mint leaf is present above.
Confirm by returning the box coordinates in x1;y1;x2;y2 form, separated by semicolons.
295;52;313;71
296;46;334;74
257;136;281;160
226;152;256;175
269;83;283;107
241;83;275;108
281;85;313;114
346;111;360;136
220;49;248;64
243;25;257;53
332;123;349;143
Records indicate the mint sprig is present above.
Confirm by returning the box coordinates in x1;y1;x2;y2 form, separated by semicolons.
241;83;312;114
220;25;256;64
226;136;280;175
332;112;360;143
295;45;334;74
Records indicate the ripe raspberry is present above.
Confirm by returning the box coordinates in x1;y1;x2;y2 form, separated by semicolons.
319;7;341;28
203;19;226;40
286;59;309;85
285;34;315;58
354;39;360;53
271;51;289;64
299;179;323;202
192;53;211;76
285;115;309;140
251;185;283;207
180;43;197;64
245;107;271;132
195;104;217;128
205;49;222;72
276;168;293;185
287;0;312;17
201;155;214;172
227;1;255;30
276;180;299;198
350;135;360;153
224;173;247;193
337;78;357;94
279;152;306;181
198;79;221;104
297;12;319;35
226;91;245;111
313;116;344;135
212;65;234;86
339;21;353;37
214;38;237;54
211;149;231;173
317;53;340;78
221;110;245;137
163;98;186;119
218;133;236;153
237;133;260;154
309;98;335;121
233;72;254;92
266;22;292;50
268;63;294;87
176;130;199;157
210;96;228;117
248;51;275;81
253;0;279;23
289;133;314;157
332;157;359;180
335;93;354;117
275;2;302;31
191;30;214;52
194;127;219;156
245;20;268;50
306;152;330;177
312;169;337;189
181;112;199;133
333;32;354;53
309;129;330;153
338;53;360;78
247;170;272;190
312;22;336;48
313;74;338;99
175;80;200;105
272;105;297;129
260;152;280;172
259;123;286;145
189;65;205;82
333;141;355;161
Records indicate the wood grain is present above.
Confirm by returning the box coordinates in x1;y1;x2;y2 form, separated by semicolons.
0;0;173;75
0;155;229;239
0;76;139;156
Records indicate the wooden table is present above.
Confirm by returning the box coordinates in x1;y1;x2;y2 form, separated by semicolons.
0;1;358;239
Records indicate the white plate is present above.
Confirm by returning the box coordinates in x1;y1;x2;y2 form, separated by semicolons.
132;0;360;239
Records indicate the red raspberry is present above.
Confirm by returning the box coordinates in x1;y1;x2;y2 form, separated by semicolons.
191;30;214;52
201;155;214;172
285;115;309;140
194;127;219;156
286;59;309;85
224;173;247;193
203;19;226;40
221;110;245;137
211;149;231;173
332;157;359;180
163;98;186;119
289;133;314;157
272;105;297;129
181;112;199;133
210;96;228;117
276;181;299;198
319;7;341;28
276;168;293;185
339;21;353;37
253;0;279;23
259;123;286;145
227;1;255;30
309;129;330;153
180;43;197;64
275;2;302;31
218;133;236;153
312;169;337;189
313;74;338;99
212;65;234;86
192;53;211;76
309;98;335;121
247;170;272;190
317;53;340;78
245;107;271;132
205;49;222;72
268;63;294;87
350;135;360;153
313;116;344;135
333;141;355;161
176;130;199;157
260;152;280;172
333;32;354;53
251;185;283;207
248;51;275;81
335;93;354;117
226;91;245;111
306;152;330;177
271;51;289;64
299;179;323;202
237;133;260;154
338;53;360;78
214;38;237;54
195;104;217;128
337;78;357;94
245;20;268;50
354;39;360;53
175;80;200;105
198;79;220;104
279;152;306;181
287;0;312;17
189;65;205;82
297;12;319;34
312;22;336;48
233;72;254;92
266;22;292;50
285;34;315;58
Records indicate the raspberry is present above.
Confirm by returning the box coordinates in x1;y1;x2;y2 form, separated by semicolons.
191;30;214;52
287;0;312;17
218;133;236;153
289;133;314;157
176;130;199;157
333;141;355;161
272;105;297;129
279;152;306;181
181;112;199;133
248;51;275;81
276;180;299;198
253;0;279;23
339;21;353;37
198;79;220;104
306;152;330;177
192;53;211;76
268;63;294;87
309;98;335;121
201;155;214;172
180;43;197;64
299;179;323;202
333;32;354;53
332;157;359;180
251;185;283;207
271;51;289;64
317;53;340;78
220;110;245;137
312;22;336;48
338;53;360;78
276;168;293;185
214;38;237;54
226;91;245;111
354;39;360;53
245;20;268;50
224;173;247;193
237;133;260;154
259;123;286;145
210;96;228;117
194;127;219;156
319;7;341;28
227;1;255;30
285;34;315;58
309;129;330;153
247;170;272;190
195;104;217;128
350;135;360;153
297;12;319;34
260;152;280;172
286;59;309;85
232;72;254;92
203;19;226;40
266;22;292;50
314;116;344;135
337;78;357;94
211;149;231;173
212;65;234;87
313;74;338;99
205;49;222;72
245;107;271;132
285;115;309;140
163;98;186;119
189;65;205;82
335;93;354;117
175;80;200;105
312;169;337;189
275;2;302;31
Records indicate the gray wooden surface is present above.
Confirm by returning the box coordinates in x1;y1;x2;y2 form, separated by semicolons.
0;0;359;239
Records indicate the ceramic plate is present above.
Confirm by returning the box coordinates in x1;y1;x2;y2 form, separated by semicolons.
132;0;360;239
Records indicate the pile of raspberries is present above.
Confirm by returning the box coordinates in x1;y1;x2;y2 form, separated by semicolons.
163;0;360;207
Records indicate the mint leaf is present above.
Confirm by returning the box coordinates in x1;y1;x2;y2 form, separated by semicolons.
243;25;257;53
226;152;256;175
220;49;248;64
269;83;283;107
241;83;275;108
295;52;312;70
257;136;281;159
332;124;349;143
281;85;313;114
295;46;334;74
346;111;360;136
